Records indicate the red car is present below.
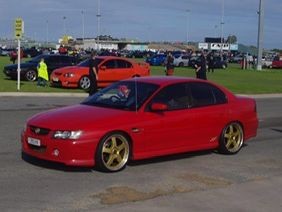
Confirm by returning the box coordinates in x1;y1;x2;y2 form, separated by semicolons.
21;77;258;172
50;56;150;90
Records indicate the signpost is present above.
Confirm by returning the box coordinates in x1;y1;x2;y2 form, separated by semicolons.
14;18;24;91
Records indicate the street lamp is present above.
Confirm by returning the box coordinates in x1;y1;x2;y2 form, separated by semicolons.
96;0;101;50
186;9;190;44
81;10;85;42
257;0;264;70
63;16;67;35
46;20;49;44
220;0;225;59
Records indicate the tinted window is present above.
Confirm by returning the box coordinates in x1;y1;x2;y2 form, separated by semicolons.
189;82;227;107
150;83;190;110
211;86;228;104
103;60;116;69
116;60;132;68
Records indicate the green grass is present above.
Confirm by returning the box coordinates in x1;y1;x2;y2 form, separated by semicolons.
1;56;282;94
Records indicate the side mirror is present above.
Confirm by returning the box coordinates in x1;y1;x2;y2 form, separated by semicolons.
150;102;168;111
100;66;106;71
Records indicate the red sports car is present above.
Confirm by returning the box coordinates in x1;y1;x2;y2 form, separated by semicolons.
21;77;258;172
50;56;150;90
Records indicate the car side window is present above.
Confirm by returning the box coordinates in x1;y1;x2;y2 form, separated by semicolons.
189;82;227;107
116;60;132;68
150;83;190;111
103;60;116;69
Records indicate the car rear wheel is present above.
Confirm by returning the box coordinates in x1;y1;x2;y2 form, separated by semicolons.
96;132;130;172
179;62;184;67
219;122;244;154
79;76;90;90
25;70;37;81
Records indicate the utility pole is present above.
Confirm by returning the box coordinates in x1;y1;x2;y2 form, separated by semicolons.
96;0;101;51
257;0;264;70
220;0;225;60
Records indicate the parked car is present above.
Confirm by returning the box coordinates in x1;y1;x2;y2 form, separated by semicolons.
50;56;150;90
271;56;282;68
21;76;258;172
145;54;166;66
173;54;189;67
212;56;228;69
3;54;78;81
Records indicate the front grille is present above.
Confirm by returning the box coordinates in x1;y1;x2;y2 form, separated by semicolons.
28;144;47;152
30;126;50;135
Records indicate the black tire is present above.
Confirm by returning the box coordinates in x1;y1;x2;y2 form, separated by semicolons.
179;62;184;67
79;75;91;90
218;122;244;154
25;70;37;81
95;132;130;172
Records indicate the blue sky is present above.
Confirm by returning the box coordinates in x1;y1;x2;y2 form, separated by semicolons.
0;0;281;49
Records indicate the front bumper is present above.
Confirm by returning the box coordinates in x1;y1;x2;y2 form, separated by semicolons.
21;129;98;167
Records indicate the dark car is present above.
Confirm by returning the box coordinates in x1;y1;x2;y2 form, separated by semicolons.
211;56;228;69
3;54;78;81
145;54;167;66
23;47;42;58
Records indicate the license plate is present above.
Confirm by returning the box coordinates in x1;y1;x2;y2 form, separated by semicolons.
27;137;41;146
52;77;59;82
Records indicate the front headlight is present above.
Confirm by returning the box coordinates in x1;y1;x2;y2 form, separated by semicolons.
64;73;75;78
53;130;82;140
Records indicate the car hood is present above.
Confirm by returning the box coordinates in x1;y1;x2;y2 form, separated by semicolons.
27;104;134;130
53;66;84;73
5;62;37;70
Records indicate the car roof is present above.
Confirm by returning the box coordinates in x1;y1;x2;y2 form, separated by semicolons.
124;76;235;97
125;76;204;86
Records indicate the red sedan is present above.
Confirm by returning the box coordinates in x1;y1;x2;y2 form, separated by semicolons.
21;77;258;172
50;56;150;90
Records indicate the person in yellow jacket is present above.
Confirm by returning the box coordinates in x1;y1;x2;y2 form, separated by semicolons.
37;58;49;86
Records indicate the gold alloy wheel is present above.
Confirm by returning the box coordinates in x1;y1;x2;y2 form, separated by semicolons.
101;134;129;171
223;123;243;153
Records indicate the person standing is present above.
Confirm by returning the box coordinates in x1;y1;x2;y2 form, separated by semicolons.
88;51;99;96
195;52;207;80
207;52;214;73
165;52;174;76
37;58;49;86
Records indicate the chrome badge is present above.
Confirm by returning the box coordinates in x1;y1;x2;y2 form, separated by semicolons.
34;128;41;134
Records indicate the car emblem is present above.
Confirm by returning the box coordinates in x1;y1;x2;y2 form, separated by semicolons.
35;128;41;134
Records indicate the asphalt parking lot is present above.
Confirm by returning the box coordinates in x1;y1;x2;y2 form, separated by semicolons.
0;95;282;211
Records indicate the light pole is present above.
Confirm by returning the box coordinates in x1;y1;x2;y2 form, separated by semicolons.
96;0;101;50
186;9;190;44
257;0;264;70
220;0;225;59
81;10;85;42
63;16;67;35
46;20;49;44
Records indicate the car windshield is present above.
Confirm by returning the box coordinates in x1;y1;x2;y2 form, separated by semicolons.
77;58;104;67
82;81;159;111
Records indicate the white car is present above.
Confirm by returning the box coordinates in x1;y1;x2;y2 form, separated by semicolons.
173;54;189;67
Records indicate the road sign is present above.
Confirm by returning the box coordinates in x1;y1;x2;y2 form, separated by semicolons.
15;18;24;39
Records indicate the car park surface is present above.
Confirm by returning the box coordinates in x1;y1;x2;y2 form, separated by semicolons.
0;94;281;211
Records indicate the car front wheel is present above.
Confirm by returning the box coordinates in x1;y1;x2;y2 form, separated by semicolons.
79;76;91;90
219;122;244;154
25;70;37;81
96;132;130;172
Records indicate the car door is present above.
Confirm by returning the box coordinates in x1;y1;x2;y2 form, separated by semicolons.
98;59;134;87
186;82;229;146
142;83;196;153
